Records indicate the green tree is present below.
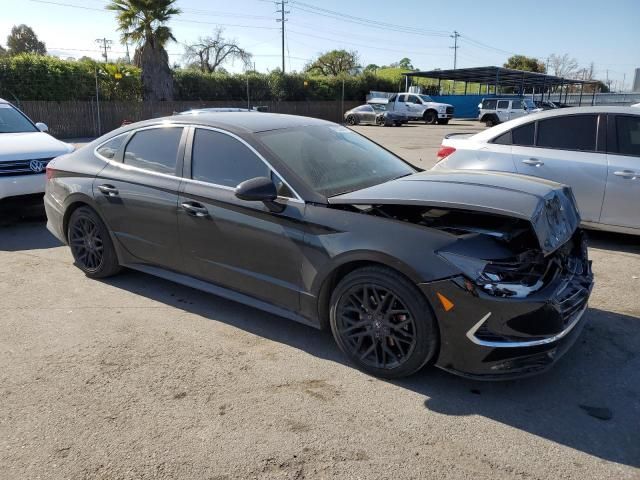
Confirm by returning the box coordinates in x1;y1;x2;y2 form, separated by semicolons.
305;49;360;76
0;45;7;57
504;54;546;73
107;0;181;100
398;57;414;70
364;63;380;73
6;25;46;56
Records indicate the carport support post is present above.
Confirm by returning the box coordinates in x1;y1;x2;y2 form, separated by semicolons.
464;81;468;95
437;78;441;94
578;83;584;106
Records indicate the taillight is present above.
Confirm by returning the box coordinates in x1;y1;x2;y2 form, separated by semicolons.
46;164;55;181
436;145;456;161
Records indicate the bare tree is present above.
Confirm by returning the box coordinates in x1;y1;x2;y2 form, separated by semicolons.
184;28;252;73
548;53;578;78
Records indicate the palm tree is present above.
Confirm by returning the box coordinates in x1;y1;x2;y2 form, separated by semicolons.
107;0;181;101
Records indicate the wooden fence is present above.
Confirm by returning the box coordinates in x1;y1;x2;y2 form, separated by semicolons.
18;100;362;138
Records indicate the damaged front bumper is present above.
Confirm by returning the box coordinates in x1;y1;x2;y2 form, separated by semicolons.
420;242;594;380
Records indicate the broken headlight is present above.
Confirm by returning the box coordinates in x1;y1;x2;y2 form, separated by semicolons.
439;251;548;298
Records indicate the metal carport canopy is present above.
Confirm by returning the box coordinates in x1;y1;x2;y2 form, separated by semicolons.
404;66;595;88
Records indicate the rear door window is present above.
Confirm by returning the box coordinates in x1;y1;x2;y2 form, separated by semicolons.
615;116;640;157
482;99;497;110
536;115;597;151
123;127;183;175
497;100;510;109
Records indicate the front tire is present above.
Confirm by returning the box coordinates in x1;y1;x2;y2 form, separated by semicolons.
437;119;449;125
423;110;437;125
329;266;439;378
67;206;121;278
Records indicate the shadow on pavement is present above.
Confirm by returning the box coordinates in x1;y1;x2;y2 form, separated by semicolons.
103;268;640;468
587;229;640;255
4;219;640;467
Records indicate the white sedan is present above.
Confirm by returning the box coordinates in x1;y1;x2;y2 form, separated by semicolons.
1;98;74;205
434;106;640;235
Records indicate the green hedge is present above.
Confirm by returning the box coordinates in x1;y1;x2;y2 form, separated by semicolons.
0;54;399;102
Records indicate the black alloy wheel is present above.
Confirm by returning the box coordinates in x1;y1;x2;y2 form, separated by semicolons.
330;266;438;378
375;115;385;126
424;110;437;124
346;115;357;126
67;206;121;278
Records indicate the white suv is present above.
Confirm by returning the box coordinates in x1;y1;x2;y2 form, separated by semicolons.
0;98;74;206
478;98;540;127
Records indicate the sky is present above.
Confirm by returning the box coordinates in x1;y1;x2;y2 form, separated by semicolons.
1;0;639;90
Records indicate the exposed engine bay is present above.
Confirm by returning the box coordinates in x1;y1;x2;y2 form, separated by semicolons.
335;203;588;299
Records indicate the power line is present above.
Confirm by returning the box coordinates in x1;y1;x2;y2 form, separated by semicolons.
290;1;450;37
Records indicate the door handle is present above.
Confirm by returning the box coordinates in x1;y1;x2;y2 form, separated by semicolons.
97;184;119;196
181;201;209;217
522;158;544;167
613;170;638;179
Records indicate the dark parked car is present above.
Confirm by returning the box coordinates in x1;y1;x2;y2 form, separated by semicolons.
344;104;407;127
44;113;593;379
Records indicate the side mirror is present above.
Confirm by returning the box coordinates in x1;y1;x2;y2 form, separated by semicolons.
35;122;49;132
235;176;277;202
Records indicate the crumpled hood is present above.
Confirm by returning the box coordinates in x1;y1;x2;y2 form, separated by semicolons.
329;170;581;254
0;132;74;162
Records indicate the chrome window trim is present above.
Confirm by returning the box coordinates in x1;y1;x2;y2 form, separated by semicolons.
466;305;587;348
189;125;304;203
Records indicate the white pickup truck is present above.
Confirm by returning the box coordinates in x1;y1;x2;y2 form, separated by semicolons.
369;93;454;125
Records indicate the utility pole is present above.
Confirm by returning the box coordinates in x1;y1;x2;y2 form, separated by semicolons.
275;1;289;73
450;31;460;69
95;37;112;63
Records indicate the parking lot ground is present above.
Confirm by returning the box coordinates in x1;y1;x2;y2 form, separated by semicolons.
1;126;640;480
350;120;486;169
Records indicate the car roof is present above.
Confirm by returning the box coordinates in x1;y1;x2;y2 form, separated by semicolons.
472;106;640;141
0;98;9;104
117;112;333;135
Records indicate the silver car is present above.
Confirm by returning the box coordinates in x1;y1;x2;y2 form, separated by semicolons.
434;106;640;235
344;104;407;127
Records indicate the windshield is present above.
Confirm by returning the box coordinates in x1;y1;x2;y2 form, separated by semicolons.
418;95;433;103
258;125;415;197
524;99;537;110
371;104;387;112
0;104;38;133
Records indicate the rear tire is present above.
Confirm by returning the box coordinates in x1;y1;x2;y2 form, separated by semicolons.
329;266;439;379
484;115;498;127
437;119;449;125
423;110;437;125
346;115;357;126
67;206;121;279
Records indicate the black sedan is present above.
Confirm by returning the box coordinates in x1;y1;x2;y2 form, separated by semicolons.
44;113;593;379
